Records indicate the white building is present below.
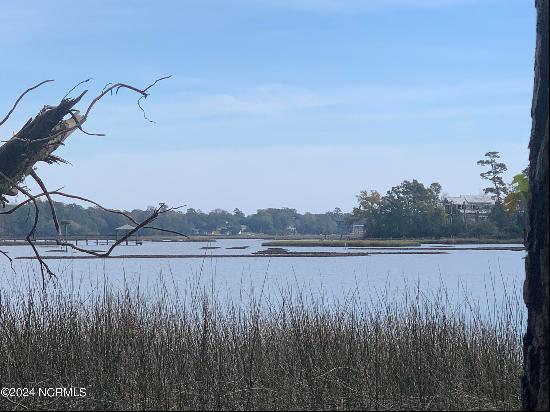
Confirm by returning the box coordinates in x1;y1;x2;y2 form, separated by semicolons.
351;224;365;237
443;195;495;224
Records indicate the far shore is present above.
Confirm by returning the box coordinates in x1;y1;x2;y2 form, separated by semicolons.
0;236;524;248
16;251;451;260
261;238;524;247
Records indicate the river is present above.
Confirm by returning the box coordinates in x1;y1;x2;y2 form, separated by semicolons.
0;239;525;321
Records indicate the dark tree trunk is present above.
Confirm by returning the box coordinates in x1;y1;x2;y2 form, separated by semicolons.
523;0;549;410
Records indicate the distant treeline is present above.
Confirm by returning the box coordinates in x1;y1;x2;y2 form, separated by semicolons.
0;179;525;239
0;201;350;238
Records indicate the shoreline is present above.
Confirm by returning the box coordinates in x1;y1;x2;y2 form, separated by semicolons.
261;238;524;247
15;250;451;260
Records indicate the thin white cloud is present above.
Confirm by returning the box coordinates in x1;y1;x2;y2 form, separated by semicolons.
194;90;327;116
252;0;479;14
149;84;331;117
351;103;530;121
134;78;530;120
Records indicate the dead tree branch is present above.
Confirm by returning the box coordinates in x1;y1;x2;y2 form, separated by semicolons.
0;76;170;202
1;172;55;287
0;76;174;284
0;80;54;127
29;170;61;239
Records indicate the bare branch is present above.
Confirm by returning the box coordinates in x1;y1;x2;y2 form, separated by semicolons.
143;226;189;238
137;95;154;123
41;75;171;141
1;190;138;224
53;204;174;258
0;172;55;287
0;76;174;288
0;80;54;127
142;75;172;93
0;249;12;262
83;79;160;120
0;247;16;275
67;110;105;137
0;248;16;276
29;170;61;239
52;192;139;224
63;78;92;100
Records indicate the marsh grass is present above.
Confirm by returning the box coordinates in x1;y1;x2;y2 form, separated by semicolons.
0;271;523;411
262;238;524;247
262;239;422;247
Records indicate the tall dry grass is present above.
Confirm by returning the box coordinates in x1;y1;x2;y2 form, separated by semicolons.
0;271;523;410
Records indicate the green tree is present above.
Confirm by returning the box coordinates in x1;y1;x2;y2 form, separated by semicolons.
246;210;275;234
233;208;246;223
504;168;529;214
328;207;348;235
477;151;508;202
351;190;384;237
383;180;444;238
351;180;444;238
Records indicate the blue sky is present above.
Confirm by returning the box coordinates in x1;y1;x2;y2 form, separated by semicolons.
1;0;536;213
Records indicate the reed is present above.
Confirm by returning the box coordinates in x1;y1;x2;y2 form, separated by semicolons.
0;272;523;410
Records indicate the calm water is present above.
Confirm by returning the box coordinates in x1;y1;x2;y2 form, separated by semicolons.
1;239;525;318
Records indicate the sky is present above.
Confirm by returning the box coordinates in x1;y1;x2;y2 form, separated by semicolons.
0;0;536;214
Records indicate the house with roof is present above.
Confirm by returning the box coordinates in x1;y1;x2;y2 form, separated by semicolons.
350;224;365;238
443;195;495;224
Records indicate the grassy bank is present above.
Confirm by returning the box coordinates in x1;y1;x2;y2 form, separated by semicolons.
262;239;422;247
262;238;523;247
0;277;523;411
416;238;524;245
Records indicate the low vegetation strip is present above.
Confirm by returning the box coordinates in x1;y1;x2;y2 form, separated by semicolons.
0;279;522;410
348;246;525;251
15;251;451;260
262;239;422;247
262;238;524;247
417;238;524;244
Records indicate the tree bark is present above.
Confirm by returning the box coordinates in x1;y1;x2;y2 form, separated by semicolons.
523;0;549;410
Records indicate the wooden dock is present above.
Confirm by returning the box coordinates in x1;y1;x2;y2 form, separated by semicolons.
0;236;141;246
